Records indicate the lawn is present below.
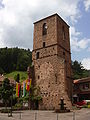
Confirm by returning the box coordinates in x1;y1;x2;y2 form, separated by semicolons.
5;71;28;82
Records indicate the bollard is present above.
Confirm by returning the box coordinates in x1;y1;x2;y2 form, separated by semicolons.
8;109;13;117
20;111;21;119
57;114;58;120
35;112;37;120
73;112;75;120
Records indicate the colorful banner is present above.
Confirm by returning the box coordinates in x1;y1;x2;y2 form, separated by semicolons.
30;79;31;88
26;79;28;90
26;79;32;91
16;82;20;97
18;83;20;97
16;78;32;97
16;82;18;97
23;82;26;97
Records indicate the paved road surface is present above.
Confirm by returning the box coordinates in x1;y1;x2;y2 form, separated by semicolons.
0;108;90;120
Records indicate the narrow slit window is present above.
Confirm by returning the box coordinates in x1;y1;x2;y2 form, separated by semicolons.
43;42;45;47
63;51;65;56
55;73;57;84
38;75;40;79
36;52;39;59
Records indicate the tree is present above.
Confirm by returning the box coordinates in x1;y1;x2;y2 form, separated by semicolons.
72;60;90;79
0;67;4;75
16;50;32;71
0;47;32;73
0;78;13;109
19;86;42;110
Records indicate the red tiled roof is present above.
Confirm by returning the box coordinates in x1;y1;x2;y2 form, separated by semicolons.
0;75;15;85
74;77;90;84
0;75;5;83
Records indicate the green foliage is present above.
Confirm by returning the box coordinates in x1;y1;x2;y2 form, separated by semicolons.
30;86;42;101
1;109;11;113
88;105;90;108
23;92;29;101
87;102;90;105
72;105;81;110
82;105;88;108
20;86;42;106
0;67;4;75
0;47;32;73
72;60;90;79
0;78;14;108
14;103;22;109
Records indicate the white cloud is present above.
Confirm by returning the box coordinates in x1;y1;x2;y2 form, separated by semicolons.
70;26;81;37
0;0;4;9
70;26;90;51
71;38;90;51
84;0;90;11
70;26;81;51
78;39;90;49
71;39;80;52
0;28;5;48
88;47;90;51
0;0;81;49
82;58;90;70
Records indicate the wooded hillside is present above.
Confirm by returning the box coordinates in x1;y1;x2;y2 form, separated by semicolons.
0;47;90;80
0;47;32;73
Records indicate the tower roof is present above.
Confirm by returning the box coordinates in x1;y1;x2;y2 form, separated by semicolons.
33;13;70;27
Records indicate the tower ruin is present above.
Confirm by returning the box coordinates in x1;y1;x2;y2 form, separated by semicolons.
32;13;72;110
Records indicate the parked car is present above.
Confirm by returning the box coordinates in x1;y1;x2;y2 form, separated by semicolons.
76;100;87;106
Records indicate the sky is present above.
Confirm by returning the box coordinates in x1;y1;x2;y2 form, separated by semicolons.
0;0;90;70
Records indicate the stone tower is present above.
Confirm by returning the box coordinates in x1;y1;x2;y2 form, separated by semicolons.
32;14;72;110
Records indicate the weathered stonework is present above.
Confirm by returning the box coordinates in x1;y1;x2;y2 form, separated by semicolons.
32;14;72;110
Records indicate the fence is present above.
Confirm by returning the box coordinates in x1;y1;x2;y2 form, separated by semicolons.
6;110;76;120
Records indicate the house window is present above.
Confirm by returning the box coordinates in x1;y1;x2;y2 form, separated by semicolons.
83;83;89;90
36;52;39;59
43;42;45;47
43;23;47;35
62;26;66;40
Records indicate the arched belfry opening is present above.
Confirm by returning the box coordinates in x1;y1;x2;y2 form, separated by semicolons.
43;23;47;35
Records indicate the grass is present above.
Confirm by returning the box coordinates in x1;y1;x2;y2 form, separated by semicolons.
5;71;28;82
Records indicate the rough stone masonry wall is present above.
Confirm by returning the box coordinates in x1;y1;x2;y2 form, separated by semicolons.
56;15;72;100
33;15;57;50
33;55;72;110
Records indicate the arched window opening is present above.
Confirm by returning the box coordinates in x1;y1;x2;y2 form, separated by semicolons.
43;23;47;35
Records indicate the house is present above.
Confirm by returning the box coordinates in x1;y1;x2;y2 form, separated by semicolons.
0;74;15;87
0;74;5;86
73;77;90;103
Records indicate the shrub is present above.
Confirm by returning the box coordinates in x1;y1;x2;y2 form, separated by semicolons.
14;103;22;109
1;109;11;113
87;102;90;105
88;105;90;108
82;105;88;108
